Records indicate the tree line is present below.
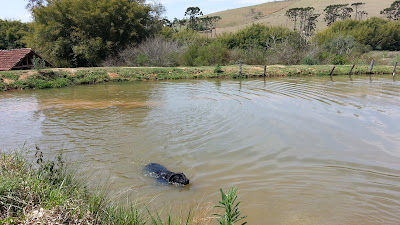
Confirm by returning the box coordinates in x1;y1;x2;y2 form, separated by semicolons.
0;19;29;50
168;7;221;37
285;2;370;35
1;0;400;68
285;0;400;33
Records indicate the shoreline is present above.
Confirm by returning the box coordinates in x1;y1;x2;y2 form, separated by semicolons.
0;65;398;91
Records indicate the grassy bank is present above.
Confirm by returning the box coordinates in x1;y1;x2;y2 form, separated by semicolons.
0;150;145;224
0;64;397;91
0;150;245;225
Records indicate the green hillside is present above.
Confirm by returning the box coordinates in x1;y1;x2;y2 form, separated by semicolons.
208;0;396;33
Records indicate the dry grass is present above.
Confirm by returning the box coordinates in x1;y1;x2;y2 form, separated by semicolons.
188;201;216;225
208;0;396;34
24;204;94;225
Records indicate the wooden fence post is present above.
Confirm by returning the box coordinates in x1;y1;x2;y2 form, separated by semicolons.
369;60;375;73
393;62;398;77
348;64;355;75
329;66;336;77
239;63;242;76
264;65;267;77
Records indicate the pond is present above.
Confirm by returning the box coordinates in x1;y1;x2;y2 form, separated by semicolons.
1;76;400;224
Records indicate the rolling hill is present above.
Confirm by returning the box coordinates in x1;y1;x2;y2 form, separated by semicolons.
207;0;396;34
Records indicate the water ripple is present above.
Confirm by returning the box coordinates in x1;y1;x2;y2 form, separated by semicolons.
1;77;400;224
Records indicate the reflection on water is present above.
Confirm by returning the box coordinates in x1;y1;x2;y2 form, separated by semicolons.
1;76;400;224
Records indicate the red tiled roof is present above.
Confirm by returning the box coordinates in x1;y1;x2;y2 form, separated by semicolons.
0;48;33;71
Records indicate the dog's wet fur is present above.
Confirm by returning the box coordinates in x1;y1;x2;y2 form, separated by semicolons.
144;163;189;186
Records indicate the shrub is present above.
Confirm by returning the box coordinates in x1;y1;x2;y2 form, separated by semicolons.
214;64;224;73
180;43;201;66
302;56;319;65
32;56;46;70
229;47;267;65
136;53;149;66
219;24;301;50
103;37;184;67
316;17;400;51
329;55;349;65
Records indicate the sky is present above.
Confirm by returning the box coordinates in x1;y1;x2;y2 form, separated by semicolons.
0;0;275;22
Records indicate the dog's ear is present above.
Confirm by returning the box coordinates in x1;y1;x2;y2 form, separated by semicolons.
168;173;189;185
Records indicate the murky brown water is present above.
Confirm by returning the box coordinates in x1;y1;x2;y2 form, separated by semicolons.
1;76;400;224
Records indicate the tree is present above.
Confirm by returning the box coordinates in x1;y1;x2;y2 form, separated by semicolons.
299;7;319;36
351;2;366;20
339;6;353;20
184;7;203;30
286;8;301;31
358;11;368;20
26;0;48;11
210;16;221;37
380;0;400;20
304;13;320;36
27;0;153;67
286;7;319;35
0;19;29;49
198;16;221;37
324;4;353;26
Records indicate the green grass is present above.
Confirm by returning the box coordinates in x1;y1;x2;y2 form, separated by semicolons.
1;64;397;91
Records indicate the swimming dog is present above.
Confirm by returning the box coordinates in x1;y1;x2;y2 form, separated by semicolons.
143;163;189;185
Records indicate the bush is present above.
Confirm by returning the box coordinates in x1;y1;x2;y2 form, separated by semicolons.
214;64;223;73
316;17;400;51
180;43;200;66
302;56;319;65
219;24;300;50
267;40;307;65
324;35;357;56
229;47;267;65
103;37;184;67
329;55;349;65
178;39;230;66
32;56;46;70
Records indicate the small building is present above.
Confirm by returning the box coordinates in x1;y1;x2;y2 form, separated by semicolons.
0;48;53;71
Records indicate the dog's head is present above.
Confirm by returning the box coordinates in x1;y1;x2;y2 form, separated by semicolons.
168;173;189;185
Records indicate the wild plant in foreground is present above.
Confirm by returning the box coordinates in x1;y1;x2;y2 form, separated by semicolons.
214;187;247;225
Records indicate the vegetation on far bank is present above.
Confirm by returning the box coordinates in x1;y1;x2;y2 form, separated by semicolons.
2;1;400;69
0;63;398;91
0;150;245;224
0;0;399;92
